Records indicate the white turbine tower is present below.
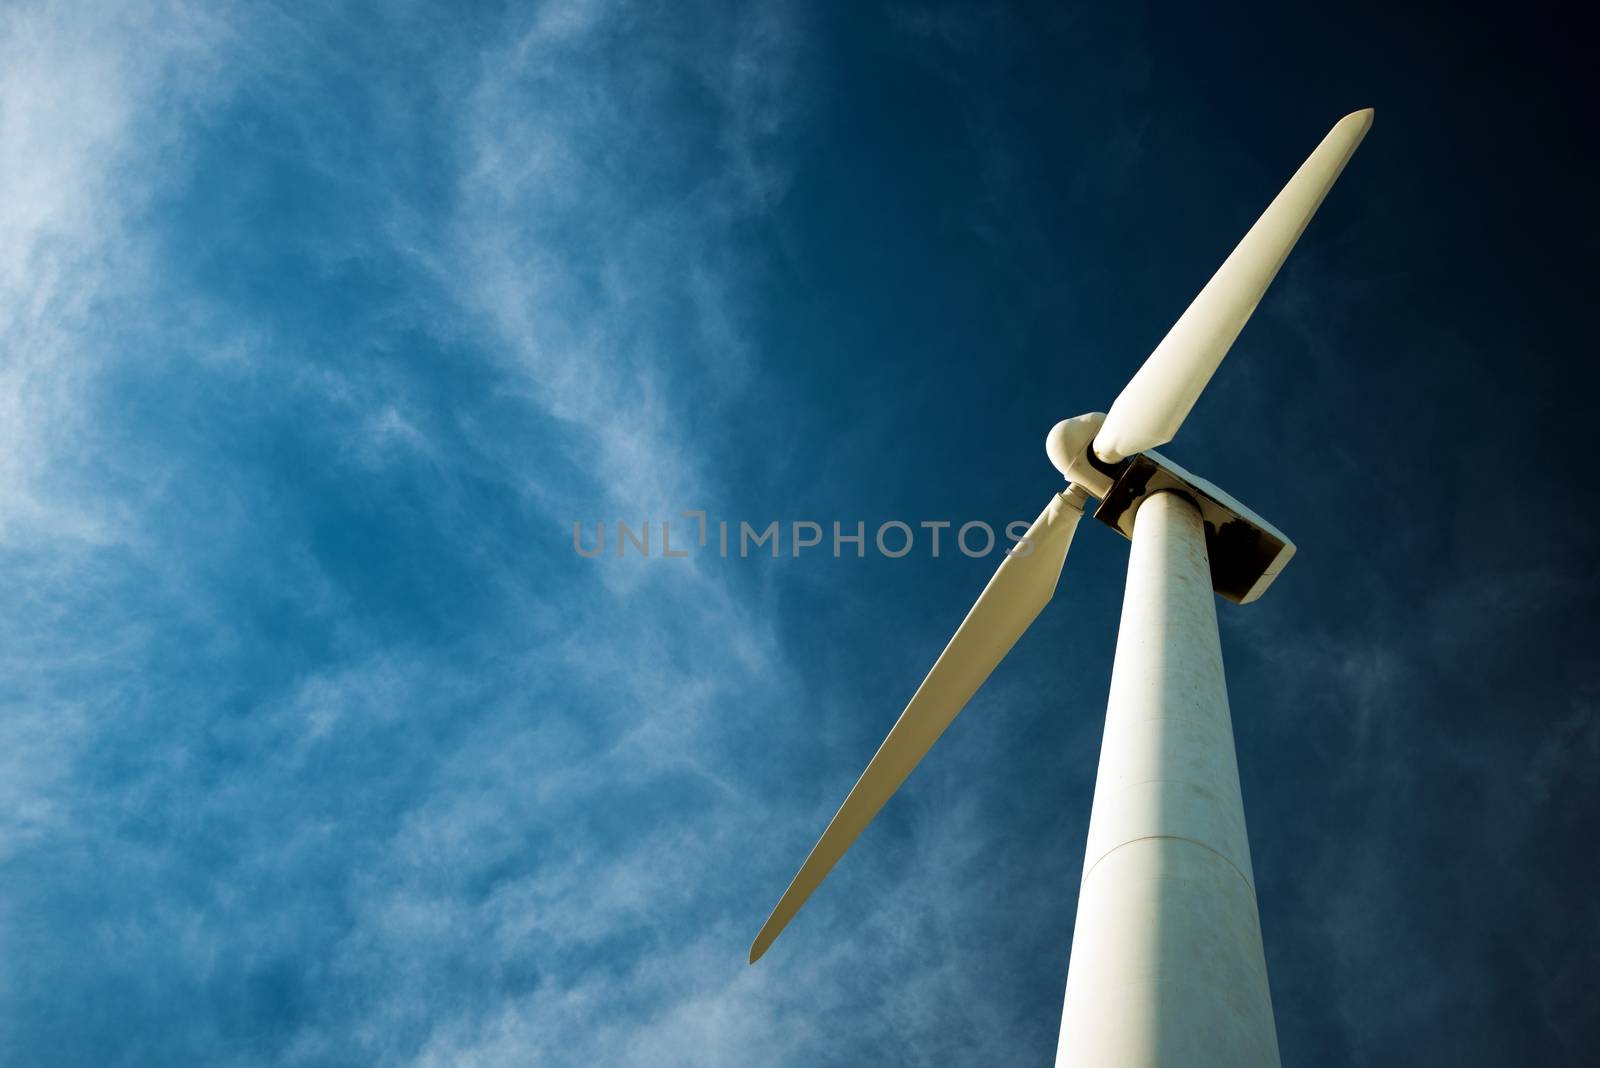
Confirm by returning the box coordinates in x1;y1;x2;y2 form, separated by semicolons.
749;110;1373;1066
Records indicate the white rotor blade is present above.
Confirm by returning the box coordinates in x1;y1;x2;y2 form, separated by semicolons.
750;491;1086;963
1094;108;1374;462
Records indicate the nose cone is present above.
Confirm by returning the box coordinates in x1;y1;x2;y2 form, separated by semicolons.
1046;412;1107;478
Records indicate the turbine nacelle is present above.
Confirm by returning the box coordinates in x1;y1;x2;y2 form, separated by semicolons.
1047;411;1295;605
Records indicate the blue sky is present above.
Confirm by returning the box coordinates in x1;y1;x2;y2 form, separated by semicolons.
2;1;1595;1065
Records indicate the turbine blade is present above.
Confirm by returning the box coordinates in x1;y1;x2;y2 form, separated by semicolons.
749;491;1087;963
1093;108;1374;462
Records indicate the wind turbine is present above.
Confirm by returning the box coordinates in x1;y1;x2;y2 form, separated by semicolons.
749;110;1372;1066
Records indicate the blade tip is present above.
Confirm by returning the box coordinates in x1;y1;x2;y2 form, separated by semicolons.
1342;107;1376;131
749;913;783;964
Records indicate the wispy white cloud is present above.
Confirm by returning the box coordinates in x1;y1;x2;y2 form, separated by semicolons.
0;2;1077;1052
0;1;232;546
